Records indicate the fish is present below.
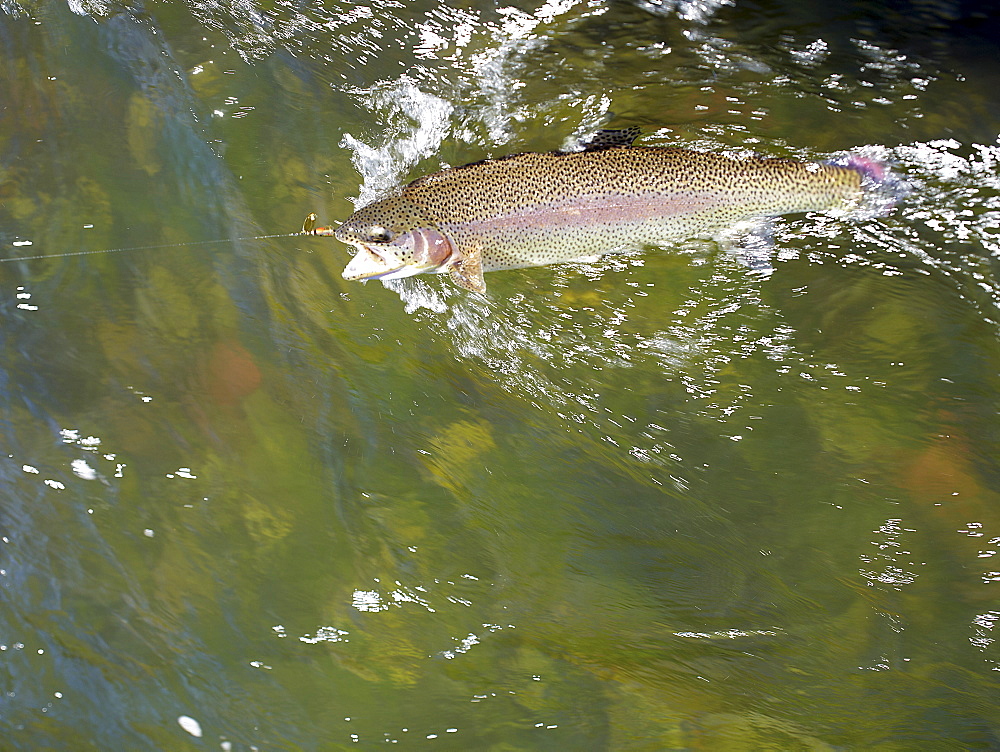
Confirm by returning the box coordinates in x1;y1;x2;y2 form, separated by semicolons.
309;128;888;293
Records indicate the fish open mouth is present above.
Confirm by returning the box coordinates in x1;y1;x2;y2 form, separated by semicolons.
339;227;456;283
342;245;406;281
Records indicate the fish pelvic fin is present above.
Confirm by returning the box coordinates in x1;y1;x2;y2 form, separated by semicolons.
448;243;486;293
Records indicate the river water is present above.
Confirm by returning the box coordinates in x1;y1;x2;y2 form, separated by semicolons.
2;0;1000;748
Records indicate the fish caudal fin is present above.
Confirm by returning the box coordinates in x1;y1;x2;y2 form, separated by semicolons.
833;153;907;218
844;155;887;183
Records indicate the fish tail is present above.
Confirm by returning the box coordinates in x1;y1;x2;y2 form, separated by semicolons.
844;155;887;184
830;152;906;217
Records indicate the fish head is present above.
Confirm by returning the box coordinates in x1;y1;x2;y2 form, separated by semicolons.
335;196;454;282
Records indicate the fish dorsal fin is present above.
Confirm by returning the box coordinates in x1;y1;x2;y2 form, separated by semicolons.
580;127;642;151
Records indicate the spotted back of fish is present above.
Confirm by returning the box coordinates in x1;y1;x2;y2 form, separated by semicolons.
395;146;863;271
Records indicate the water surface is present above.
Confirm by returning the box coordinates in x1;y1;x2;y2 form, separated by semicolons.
2;0;1000;748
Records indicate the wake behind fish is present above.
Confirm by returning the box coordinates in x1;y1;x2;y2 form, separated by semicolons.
336;122;1000;502
327;7;1000;493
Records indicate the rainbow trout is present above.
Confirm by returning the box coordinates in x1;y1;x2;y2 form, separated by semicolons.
310;128;885;293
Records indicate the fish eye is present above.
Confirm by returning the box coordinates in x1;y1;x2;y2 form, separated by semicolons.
366;226;393;243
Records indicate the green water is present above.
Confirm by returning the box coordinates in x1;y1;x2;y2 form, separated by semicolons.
2;0;1000;748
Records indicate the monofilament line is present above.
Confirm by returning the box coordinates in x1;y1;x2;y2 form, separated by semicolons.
1;232;304;263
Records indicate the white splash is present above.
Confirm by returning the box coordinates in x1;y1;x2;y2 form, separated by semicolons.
340;79;454;207
70;459;98;481
177;715;202;738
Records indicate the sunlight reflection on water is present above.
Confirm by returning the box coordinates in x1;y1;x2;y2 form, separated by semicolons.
4;0;1000;747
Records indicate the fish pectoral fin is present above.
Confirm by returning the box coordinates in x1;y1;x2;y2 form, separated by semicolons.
448;244;487;293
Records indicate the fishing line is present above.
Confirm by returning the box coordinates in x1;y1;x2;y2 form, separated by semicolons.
0;231;308;264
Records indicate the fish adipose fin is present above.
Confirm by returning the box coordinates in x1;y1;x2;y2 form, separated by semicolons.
448;243;486;293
